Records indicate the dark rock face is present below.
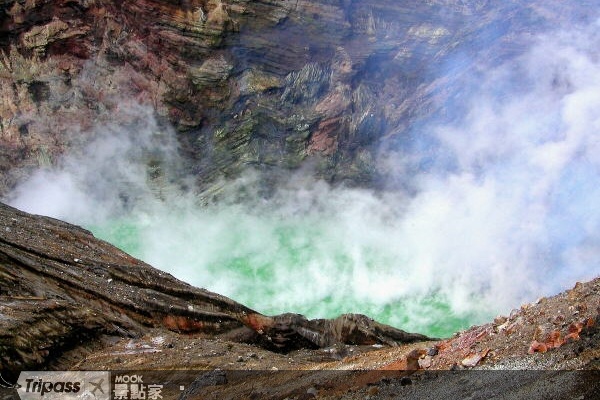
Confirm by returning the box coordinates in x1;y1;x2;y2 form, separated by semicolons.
0;0;592;194
0;202;431;373
0;201;253;372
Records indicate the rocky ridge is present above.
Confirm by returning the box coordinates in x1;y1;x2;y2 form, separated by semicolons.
0;201;431;374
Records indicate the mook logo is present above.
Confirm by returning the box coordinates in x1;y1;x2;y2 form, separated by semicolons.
17;371;110;400
112;374;165;400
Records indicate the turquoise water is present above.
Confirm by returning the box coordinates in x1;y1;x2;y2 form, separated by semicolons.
87;207;486;338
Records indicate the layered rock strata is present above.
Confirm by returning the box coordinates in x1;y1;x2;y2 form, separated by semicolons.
0;0;590;194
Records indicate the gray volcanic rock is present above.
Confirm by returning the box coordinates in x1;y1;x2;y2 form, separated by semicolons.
0;0;594;194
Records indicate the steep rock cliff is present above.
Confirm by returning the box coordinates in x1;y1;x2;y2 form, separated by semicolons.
0;0;592;194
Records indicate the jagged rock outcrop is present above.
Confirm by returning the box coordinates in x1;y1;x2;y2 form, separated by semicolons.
0;202;430;373
0;0;589;195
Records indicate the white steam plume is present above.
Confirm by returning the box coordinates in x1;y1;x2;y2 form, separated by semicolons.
8;103;181;225
6;21;600;336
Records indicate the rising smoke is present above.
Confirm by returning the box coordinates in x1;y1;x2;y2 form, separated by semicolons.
6;21;600;336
